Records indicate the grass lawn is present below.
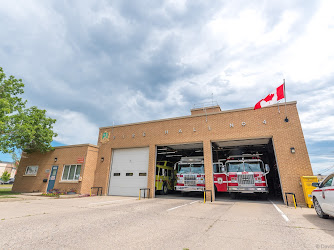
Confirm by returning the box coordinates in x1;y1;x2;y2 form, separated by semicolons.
0;185;20;198
0;184;13;189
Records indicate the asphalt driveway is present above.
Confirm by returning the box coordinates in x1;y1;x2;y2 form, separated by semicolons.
0;195;333;249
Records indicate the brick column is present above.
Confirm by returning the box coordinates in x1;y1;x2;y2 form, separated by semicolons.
147;144;156;198
203;140;215;201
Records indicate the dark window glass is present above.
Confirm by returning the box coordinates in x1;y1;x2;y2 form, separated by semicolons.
139;173;147;176
114;173;120;176
213;164;219;173
62;165;70;180
323;177;333;187
126;173;133;176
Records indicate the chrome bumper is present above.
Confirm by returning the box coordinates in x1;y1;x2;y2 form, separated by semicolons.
228;186;268;193
175;186;205;192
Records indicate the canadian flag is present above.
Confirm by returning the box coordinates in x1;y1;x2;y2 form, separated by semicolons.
254;84;285;110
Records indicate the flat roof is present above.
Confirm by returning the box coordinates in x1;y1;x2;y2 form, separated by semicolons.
100;101;297;130
53;143;99;149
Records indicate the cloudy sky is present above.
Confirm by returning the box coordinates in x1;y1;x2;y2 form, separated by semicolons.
1;0;333;174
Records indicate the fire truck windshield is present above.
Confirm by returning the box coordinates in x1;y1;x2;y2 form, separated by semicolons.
244;162;264;172
179;164;191;173
191;164;204;173
178;164;204;174
227;161;264;172
227;162;243;172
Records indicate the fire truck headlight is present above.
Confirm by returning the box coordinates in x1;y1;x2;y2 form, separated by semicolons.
255;177;262;182
231;177;237;182
177;179;184;183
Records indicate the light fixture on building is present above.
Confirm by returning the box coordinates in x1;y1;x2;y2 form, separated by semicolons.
101;157;104;162
290;147;295;154
54;157;57;162
166;154;182;157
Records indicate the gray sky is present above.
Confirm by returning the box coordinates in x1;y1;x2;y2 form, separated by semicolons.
1;0;334;174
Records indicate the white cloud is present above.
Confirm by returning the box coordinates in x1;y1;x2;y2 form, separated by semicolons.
1;0;334;175
47;109;99;145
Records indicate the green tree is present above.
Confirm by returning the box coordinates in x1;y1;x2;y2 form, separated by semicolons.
1;170;10;182
11;151;20;168
0;67;57;154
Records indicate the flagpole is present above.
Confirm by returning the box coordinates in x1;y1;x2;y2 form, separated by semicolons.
284;79;289;122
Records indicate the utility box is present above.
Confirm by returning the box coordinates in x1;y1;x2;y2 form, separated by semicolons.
300;176;318;208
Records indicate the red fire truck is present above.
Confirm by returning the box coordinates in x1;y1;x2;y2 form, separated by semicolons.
175;157;205;192
213;154;270;198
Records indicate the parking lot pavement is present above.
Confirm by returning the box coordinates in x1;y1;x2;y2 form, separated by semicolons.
0;195;333;250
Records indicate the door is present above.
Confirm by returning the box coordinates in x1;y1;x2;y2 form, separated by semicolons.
47;166;58;192
322;174;334;213
108;147;149;196
213;163;228;192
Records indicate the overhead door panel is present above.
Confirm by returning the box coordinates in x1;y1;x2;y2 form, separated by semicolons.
108;147;149;196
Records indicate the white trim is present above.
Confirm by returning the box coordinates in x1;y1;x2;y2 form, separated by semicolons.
59;180;79;184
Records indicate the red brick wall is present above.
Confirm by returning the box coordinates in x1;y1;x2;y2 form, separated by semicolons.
95;102;313;204
12;144;98;194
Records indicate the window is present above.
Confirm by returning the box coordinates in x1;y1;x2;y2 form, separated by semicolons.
25;166;38;176
139;173;147;176
213;164;220;173
126;173;133;176
192;164;205;174
114;173;120;176
62;165;81;181
323;177;333;187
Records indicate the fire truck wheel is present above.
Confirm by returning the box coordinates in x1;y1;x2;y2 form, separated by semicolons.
230;193;237;199
162;183;168;195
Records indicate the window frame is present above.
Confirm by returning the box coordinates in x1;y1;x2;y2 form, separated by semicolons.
61;164;82;181
24;166;39;176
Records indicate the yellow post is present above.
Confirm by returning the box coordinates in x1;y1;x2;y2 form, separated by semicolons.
204;191;206;203
139;190;141;200
293;195;297;209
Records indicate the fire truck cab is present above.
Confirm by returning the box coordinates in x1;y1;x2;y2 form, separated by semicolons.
175;157;205;192
214;154;270;198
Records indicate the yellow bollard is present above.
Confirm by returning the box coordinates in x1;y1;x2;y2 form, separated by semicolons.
139;190;141;200
293;195;297;209
204;191;206;203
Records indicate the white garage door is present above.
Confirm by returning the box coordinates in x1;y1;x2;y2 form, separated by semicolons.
108;147;149;196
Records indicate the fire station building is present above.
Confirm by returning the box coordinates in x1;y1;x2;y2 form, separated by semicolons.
12;101;313;204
